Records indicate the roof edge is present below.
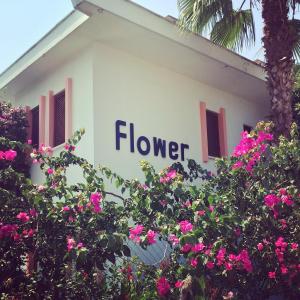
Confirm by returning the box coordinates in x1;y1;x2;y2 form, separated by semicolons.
0;10;89;90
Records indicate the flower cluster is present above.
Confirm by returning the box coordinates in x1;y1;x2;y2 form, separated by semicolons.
232;131;273;172
128;225;157;245
89;192;102;213
67;236;85;252
159;169;177;183
0;149;17;161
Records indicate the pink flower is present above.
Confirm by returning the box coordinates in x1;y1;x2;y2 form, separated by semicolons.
206;261;214;269
225;262;233;271
225;291;234;299
90;192;102;213
160;169;177;183
16;212;30;223
268;271;276;279
209;205;214;212
4;149;17;161
175;280;184;288
168;234;179;246
264;194;280;208
281;195;294;206
0;224;18;239
146;230;157;244
130;224;144;236
37;185;45;192
275;237;287;250
62;206;70;212
216;248;226;265
77;242;84;249
29;209;38;217
191;243;205;253
190;258;198;268
179;220;193;234
279;188;287;195
181;243;192;253
232;161;243;170
281;265;288;274
67;237;76;252
279;219;287;229
197;210;205;216
156;277;170;297
27;139;32;145
47;168;54;175
257;243;264;251
291;243;298;250
129;224;144;243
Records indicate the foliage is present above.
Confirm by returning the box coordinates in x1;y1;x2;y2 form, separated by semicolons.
1;107;300;298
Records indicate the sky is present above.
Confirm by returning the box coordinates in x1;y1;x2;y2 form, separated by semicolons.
0;0;265;74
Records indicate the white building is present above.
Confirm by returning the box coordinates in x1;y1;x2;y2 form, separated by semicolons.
0;0;269;181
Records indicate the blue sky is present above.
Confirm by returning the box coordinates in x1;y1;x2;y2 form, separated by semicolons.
0;0;264;74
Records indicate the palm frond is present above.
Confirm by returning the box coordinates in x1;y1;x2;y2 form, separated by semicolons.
210;9;255;52
178;0;255;52
178;0;227;34
289;19;300;62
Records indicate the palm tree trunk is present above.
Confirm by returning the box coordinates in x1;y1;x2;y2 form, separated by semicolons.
262;0;296;138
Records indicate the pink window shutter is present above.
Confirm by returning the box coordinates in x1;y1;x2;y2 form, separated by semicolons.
65;78;73;141
218;107;228;157
39;96;46;145
46;91;54;147
199;101;208;163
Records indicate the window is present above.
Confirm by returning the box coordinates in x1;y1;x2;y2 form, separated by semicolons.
31;106;39;148
206;110;221;157
243;124;253;133
53;90;65;147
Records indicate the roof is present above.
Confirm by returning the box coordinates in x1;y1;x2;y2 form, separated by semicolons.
0;0;268;103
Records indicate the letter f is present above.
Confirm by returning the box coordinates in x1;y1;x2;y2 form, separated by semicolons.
116;120;127;150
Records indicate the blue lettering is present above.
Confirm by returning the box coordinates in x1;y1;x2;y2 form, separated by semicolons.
130;123;135;153
153;137;166;158
180;143;189;161
115;120;127;150
169;141;179;160
137;136;151;155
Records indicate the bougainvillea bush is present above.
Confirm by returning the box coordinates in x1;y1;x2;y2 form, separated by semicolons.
118;122;300;300
1;102;300;299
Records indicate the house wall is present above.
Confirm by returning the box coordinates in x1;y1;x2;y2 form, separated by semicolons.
15;48;94;184
92;42;268;179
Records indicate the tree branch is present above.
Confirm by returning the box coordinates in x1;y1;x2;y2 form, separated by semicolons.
104;191;125;201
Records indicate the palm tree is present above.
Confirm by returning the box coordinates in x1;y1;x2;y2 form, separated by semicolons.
178;0;300;138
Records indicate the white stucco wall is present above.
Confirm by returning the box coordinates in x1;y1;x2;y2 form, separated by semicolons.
14;48;94;183
92;42;269;179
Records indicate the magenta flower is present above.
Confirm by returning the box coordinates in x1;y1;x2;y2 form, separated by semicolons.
257;243;264;251
232;161;243;170
191;243;205;253
225;262;233;271
47;168;54;175
190;258;198;268
264;194;280;208
179;220;193;234
175;280;184;288
181;243;192;253
268;271;276;279
291;243;298;250
156;277;170;297
129;224;144;243
206;261;215;269
90;192;102;213
16;212;30;223
62;206;70;212
146;230;157;244
168;234;179;246
67;237;76;252
197;210;205;216
4;149;17;161
77;242;84;249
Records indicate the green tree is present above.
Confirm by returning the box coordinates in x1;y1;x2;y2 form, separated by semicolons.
177;0;300;138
